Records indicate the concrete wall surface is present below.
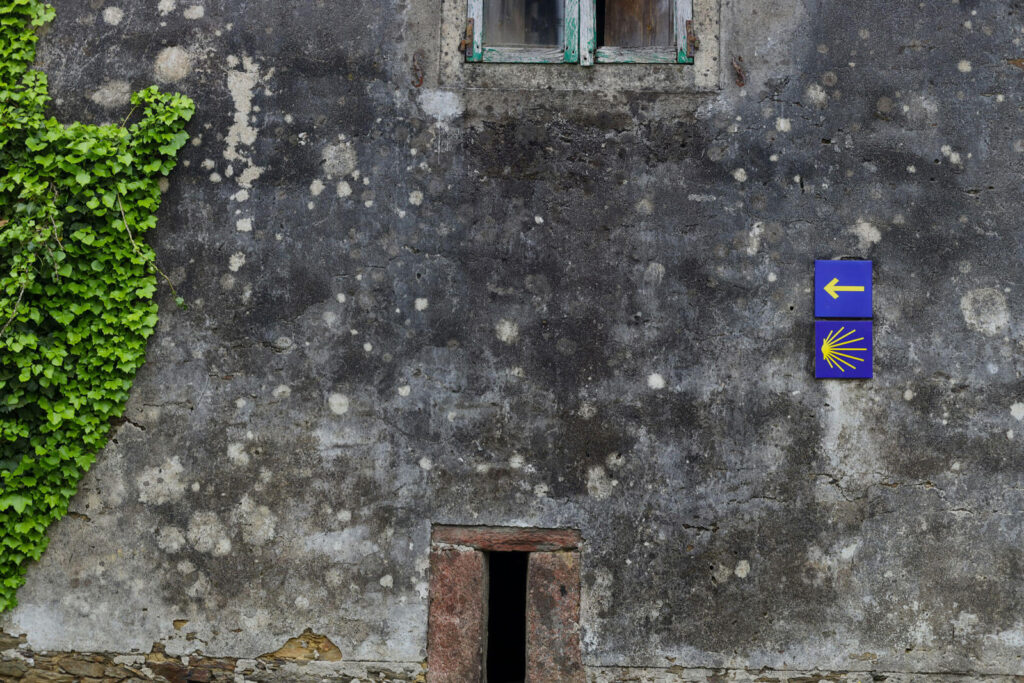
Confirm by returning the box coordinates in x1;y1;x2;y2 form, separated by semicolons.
3;0;1024;679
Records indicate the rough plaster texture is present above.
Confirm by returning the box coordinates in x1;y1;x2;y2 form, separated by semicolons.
3;0;1024;678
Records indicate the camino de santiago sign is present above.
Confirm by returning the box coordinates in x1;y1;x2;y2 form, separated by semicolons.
815;320;872;378
814;260;873;379
815;260;872;318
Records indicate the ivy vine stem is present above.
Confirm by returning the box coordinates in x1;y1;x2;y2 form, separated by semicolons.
0;282;27;338
114;191;184;305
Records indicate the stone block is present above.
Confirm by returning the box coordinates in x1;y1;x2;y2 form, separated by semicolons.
0;659;28;678
57;658;107;678
426;547;486;682
432;526;580;552
526;550;584;683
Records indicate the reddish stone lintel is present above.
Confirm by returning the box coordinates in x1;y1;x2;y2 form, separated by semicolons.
526;550;584;683
431;525;581;552
426;547;486;683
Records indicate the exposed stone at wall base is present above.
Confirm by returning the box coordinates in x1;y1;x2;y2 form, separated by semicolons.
4;632;1024;683
0;633;423;682
590;670;1024;683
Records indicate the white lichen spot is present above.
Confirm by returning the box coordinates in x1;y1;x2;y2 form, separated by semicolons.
775;117;792;132
731;168;748;183
418;457;433;471
409;190;424;206
960;288;1009;336
158;0;176;14
534;215;545;225
321;140;358;178
228;251;246;271
805;83;829;107
328;393;350;415
183;4;204;19
336;293;347;303
509;454;524;469
232;494;277;545
1011;403;1024;421
363;342;373;352
647;373;666;390
235;218;252;232
587;466;614;499
89;80;131;108
415;297;429;311
227;442;249;466
154;46;191;83
224;56;266;188
904;389;916;401
336;180;352;198
851;219;881;250
734;560;751;579
397;385;411;397
294;596;310;610
309;179;325;196
495;319;519;344
272;384;291;399
746;222;764;256
379;574;394;588
907;165;917;174
941;144;963;166
157;526;185;553
957;59;973;73
417;89;464;122
644;262;666;288
209;172;222;183
187;512;232;556
137;457;186;505
102;7;124;25
157;177;170;194
768;272;778;282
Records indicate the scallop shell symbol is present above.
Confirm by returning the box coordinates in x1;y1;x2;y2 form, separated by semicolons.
820;326;868;373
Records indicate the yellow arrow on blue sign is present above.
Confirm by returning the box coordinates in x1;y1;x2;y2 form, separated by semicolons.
823;277;865;300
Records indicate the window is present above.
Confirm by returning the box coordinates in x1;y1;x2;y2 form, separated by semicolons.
465;0;694;65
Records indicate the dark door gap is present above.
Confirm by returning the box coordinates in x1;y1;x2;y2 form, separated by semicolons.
486;551;528;683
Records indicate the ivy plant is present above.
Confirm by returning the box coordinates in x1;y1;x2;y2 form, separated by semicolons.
0;0;194;611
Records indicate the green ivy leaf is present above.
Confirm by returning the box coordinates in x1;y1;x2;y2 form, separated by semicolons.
0;0;194;612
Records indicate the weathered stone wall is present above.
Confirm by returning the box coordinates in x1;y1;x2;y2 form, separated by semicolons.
2;0;1024;679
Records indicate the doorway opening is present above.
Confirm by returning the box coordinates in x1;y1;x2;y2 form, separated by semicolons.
486;551;529;682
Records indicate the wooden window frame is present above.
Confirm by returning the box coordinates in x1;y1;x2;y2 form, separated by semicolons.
466;0;581;64
463;0;693;65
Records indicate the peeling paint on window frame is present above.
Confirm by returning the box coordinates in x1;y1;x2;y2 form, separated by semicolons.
464;0;693;65
466;0;581;63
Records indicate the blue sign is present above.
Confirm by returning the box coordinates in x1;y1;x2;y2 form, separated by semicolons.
815;321;872;378
814;260;872;318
